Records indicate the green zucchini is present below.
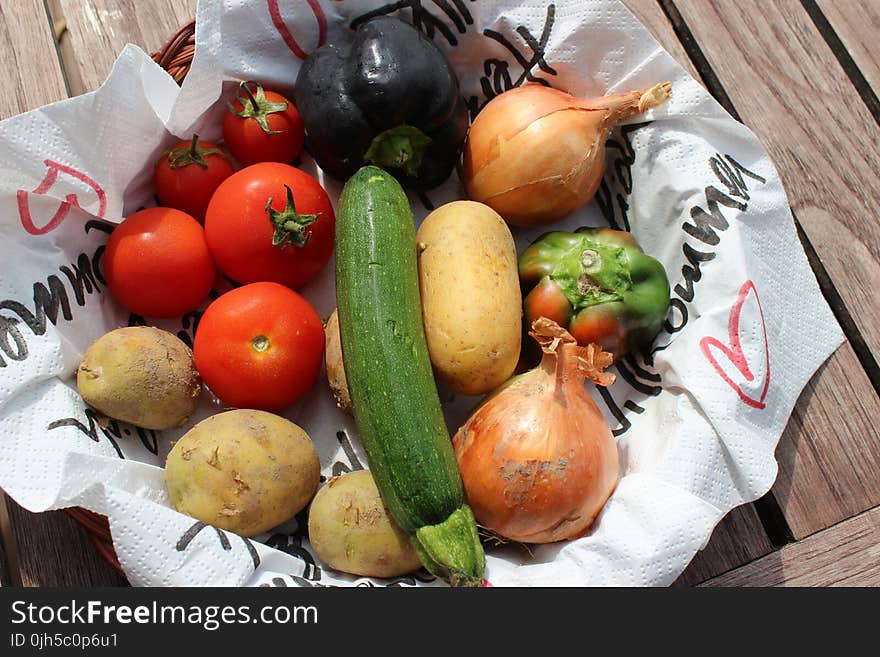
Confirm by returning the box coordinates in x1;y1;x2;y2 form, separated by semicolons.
335;166;485;587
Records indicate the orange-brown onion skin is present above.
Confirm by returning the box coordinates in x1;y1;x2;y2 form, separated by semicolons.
451;343;619;544
463;85;609;227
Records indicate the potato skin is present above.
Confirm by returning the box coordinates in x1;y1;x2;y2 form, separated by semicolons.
324;309;352;414
165;409;320;537
76;326;201;430
308;470;422;579
416;200;522;395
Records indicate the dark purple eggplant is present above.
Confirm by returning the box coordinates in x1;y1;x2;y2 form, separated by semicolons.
294;16;468;190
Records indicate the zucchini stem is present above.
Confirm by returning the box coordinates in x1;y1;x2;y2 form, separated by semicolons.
411;505;486;587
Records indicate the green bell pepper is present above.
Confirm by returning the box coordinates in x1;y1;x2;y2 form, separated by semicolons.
518;227;670;360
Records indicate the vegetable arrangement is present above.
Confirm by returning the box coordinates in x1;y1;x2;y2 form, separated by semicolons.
72;14;673;587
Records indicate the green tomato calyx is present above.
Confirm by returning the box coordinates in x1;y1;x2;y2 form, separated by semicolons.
227;81;289;135
266;184;320;249
165;133;225;170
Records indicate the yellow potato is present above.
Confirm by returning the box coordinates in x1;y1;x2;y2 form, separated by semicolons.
416;200;522;395
324;308;352;414
77;326;201;430
165;409;320;537
308;470;422;579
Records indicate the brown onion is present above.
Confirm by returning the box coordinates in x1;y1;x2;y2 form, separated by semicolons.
463;82;671;226
452;318;619;544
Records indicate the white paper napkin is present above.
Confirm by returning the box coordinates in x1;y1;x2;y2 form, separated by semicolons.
0;0;842;587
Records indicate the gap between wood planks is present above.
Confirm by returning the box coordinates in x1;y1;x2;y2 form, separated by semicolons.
800;0;880;126
43;0;82;97
45;0;197;97
658;0;880;551
652;0;796;552
699;501;880;586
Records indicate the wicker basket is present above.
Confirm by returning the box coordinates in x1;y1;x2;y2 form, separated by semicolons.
151;20;196;85
64;21;197;579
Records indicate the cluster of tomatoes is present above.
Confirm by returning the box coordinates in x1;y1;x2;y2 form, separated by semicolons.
102;81;333;412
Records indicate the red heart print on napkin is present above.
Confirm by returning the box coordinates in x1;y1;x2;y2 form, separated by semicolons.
268;0;328;60
699;280;770;409
17;159;107;235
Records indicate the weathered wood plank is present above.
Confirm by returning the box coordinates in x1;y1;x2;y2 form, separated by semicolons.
670;0;880;358
0;494;14;586
0;0;68;119
772;343;880;539
700;504;880;586
622;0;700;80
673;504;775;587
0;0;130;588
670;0;880;538
815;0;880;98
4;500;128;587
47;0;197;95
621;0;777;585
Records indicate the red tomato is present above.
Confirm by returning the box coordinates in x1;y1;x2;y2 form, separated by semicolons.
193;282;324;410
155;134;235;223
223;81;304;166
204;162;335;289
104;207;216;318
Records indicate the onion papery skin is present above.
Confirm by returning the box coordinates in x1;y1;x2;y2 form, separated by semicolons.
452;339;619;544
463;82;670;227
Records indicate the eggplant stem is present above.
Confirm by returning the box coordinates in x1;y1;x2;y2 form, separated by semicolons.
364;125;432;178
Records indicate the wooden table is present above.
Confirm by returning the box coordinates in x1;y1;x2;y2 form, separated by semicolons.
1;0;878;588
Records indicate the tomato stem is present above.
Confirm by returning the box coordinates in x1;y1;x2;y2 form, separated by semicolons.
227;81;288;135
266;184;320;248
164;133;225;170
251;335;270;352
